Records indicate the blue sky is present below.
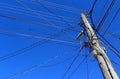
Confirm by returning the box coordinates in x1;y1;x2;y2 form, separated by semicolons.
0;0;120;79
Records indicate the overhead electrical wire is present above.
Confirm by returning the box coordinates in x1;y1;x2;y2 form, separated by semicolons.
103;8;120;35
0;0;80;67
15;0;77;39
0;2;79;43
94;0;108;26
0;4;78;29
0;13;75;28
4;47;79;79
35;0;76;27
61;45;84;79
0;3;77;22
34;0;80;33
89;0;97;16
97;28;120;44
89;0;98;28
0;35;58;62
68;53;90;79
105;31;120;41
41;53;79;68
0;12;79;33
96;0;116;31
30;0;81;14
0;27;52;38
0;13;79;33
96;31;120;59
96;28;120;49
0;30;79;47
0;13;45;25
0;12;77;39
0;0;80;63
0;26;79;62
1;1;79;31
0;3;77;23
103;0;109;8
0;12;79;41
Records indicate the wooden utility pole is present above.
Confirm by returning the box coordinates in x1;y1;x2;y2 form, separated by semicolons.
80;13;119;79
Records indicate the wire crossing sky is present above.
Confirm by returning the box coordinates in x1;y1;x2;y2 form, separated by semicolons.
0;0;120;79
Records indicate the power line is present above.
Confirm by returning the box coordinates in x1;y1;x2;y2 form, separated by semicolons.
89;0;98;28
89;0;112;30
4;47;79;79
35;0;76;27
15;0;68;29
94;0;108;26
0;13;79;34
34;0;80;33
0;30;79;46
105;31;120;41
0;13;74;29
0;0;79;45
0;1;81;63
0;2;77;22
96;31;120;59
0;34;58;62
96;0;116;31
30;0;81;14
89;0;97;15
15;0;77;40
97;27;120;46
103;8;120;35
103;0;109;8
0;25;78;62
61;45;84;79
0;12;75;25
41;51;80;68
68;53;90;79
95;28;120;44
